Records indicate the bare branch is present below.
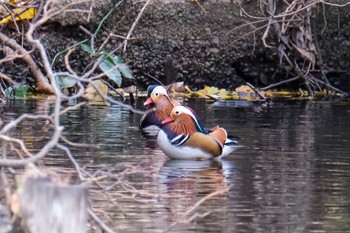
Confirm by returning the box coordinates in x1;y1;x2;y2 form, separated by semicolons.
88;208;117;233
123;0;153;52
164;186;231;232
0;32;55;94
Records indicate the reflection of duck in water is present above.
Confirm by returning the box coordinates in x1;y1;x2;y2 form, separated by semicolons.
159;159;234;194
157;106;240;160
158;159;234;222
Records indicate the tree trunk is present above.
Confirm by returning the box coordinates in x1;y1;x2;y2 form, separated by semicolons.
19;176;88;233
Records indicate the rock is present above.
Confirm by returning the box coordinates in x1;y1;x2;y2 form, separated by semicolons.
212;36;220;44
209;48;220;54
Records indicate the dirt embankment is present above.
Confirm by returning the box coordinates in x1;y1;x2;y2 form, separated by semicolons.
2;0;350;92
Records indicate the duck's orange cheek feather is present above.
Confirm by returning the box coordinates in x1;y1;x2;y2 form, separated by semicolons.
184;133;221;157
156;109;172;122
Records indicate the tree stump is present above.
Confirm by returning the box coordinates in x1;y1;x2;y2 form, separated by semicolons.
18;177;88;233
0;204;12;233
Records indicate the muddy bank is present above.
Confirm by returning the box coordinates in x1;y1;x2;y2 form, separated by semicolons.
1;0;350;92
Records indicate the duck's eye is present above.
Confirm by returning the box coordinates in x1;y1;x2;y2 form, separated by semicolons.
155;93;159;96
175;111;180;115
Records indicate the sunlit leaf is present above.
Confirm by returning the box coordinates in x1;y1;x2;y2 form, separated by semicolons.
55;76;77;90
218;89;228;99
83;80;108;104
9;0;21;4
0;7;36;24
204;86;219;95
81;44;94;55
99;58;122;86
232;85;259;101
235;85;254;93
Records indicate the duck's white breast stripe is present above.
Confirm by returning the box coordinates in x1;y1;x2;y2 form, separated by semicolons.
176;135;189;146
170;134;183;143
170;134;189;146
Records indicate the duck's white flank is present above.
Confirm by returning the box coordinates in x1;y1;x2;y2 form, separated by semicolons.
157;130;213;160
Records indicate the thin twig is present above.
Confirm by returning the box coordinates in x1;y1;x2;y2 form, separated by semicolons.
88;208;117;233
123;0;153;52
260;76;301;91
164;186;231;232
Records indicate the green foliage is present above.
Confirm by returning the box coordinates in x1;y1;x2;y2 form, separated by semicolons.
55;76;77;90
81;44;134;87
4;84;34;98
114;62;133;80
80;44;94;54
98;58;122;87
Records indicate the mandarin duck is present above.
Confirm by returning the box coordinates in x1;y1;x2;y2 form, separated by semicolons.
157;106;239;160
140;85;181;136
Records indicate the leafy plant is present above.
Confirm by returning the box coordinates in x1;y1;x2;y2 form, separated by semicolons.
81;44;134;87
4;84;34;98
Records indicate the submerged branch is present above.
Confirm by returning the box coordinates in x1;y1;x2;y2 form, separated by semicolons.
164;186;231;232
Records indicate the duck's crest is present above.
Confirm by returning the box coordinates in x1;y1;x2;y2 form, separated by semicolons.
146;85;158;97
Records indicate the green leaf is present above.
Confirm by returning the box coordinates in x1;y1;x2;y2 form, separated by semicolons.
99;58;122;87
100;52;121;66
81;44;94;55
110;55;133;79
117;63;134;79
111;55;124;64
55;76;77;90
98;50;111;56
4;84;32;98
15;84;29;97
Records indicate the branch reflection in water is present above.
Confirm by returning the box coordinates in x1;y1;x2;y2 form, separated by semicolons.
1;99;350;232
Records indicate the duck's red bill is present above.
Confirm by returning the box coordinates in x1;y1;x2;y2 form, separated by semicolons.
144;97;153;106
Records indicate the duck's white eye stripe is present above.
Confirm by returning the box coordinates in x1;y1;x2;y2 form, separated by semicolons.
153;86;168;96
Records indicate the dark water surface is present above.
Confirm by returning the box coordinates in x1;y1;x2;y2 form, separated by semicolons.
1;98;350;232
